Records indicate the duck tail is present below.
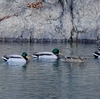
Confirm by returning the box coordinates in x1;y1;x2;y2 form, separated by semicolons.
32;54;39;58
2;56;8;61
93;51;100;58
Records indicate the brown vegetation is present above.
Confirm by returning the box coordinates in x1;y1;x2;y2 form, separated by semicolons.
0;14;18;22
27;1;42;9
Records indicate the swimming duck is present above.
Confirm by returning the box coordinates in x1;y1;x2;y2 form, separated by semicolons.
32;48;60;60
2;52;29;66
93;47;100;58
62;56;86;62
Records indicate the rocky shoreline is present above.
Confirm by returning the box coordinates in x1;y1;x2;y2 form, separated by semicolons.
0;0;100;43
0;37;97;44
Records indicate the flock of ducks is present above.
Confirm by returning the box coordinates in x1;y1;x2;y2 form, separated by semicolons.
1;47;100;66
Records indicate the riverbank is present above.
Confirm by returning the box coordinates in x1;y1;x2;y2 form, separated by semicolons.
0;0;100;42
0;37;97;44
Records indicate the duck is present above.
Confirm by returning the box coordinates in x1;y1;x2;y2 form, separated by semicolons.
32;48;60;60
2;52;29;66
93;47;100;58
62;56;86;62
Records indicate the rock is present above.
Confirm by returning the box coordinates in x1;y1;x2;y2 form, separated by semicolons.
44;0;59;4
72;0;100;41
0;0;99;42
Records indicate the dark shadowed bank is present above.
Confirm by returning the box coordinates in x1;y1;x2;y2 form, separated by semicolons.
0;37;97;44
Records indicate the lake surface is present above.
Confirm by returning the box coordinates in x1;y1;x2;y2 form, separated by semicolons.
0;42;100;99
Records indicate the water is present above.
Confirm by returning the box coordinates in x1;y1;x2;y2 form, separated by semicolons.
0;42;100;99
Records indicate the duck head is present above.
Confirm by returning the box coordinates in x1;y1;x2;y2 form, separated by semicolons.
52;48;59;55
22;52;29;60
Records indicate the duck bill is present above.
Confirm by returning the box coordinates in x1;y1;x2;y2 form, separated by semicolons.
59;52;63;55
26;56;29;60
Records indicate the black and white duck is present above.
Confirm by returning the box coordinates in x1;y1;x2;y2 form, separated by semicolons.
2;52;29;66
32;48;61;60
93;47;100;58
